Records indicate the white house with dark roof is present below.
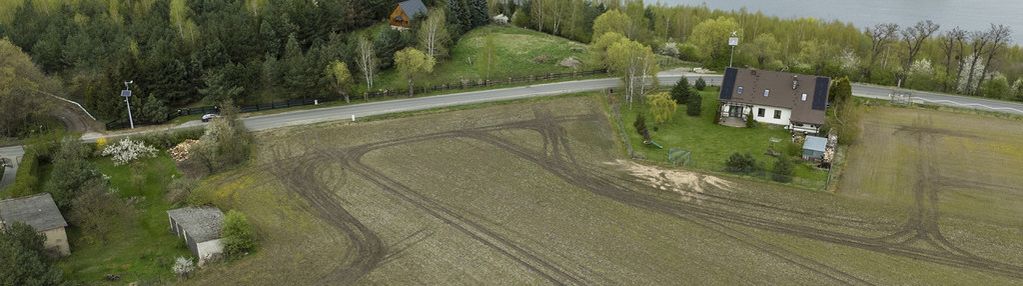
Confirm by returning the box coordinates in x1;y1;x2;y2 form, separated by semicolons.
0;193;70;256
718;68;831;134
168;207;225;265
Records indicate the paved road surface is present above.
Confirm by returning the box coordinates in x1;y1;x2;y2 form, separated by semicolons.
0;146;24;190
8;72;1023;189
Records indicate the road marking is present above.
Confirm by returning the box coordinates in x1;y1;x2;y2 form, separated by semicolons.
913;97;1023;114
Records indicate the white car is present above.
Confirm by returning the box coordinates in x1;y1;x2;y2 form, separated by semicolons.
201;114;220;122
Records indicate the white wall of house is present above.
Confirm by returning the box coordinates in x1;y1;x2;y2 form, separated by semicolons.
197;239;224;266
750;105;791;126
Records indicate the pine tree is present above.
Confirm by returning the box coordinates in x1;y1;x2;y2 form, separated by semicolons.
141;94;169;124
694;77;707;91
671;78;692;104
772;157;794;183
686;94;702;116
470;0;490;28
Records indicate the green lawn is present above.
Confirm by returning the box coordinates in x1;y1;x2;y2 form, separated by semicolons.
619;87;829;189
59;152;190;284
373;25;596;91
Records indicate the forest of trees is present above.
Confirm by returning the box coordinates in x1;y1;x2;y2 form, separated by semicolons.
505;0;1023;100
0;0;489;126
2;0;1022;129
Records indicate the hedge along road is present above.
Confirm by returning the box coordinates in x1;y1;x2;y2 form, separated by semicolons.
4;72;1023;189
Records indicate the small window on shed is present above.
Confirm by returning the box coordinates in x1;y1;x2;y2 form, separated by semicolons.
737;86;744;94
763;89;770;97
801;93;808;101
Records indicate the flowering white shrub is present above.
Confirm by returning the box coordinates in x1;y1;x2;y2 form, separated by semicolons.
101;137;158;165
172;256;195;278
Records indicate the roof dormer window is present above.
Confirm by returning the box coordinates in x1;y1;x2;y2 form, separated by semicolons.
737;86;744;94
763;89;770;97
801;93;807;101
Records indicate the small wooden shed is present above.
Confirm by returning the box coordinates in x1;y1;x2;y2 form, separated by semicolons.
389;0;428;29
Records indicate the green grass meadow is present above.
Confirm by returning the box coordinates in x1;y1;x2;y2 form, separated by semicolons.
373;25;596;91
58;152;190;284
618;87;829;189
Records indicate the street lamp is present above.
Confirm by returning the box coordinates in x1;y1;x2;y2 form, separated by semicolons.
728;31;740;67
122;80;135;129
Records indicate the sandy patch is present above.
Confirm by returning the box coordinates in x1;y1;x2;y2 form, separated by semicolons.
610;160;734;203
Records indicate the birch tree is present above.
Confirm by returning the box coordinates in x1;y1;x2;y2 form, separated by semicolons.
417;9;450;58
607;38;658;109
169;0;199;42
355;36;377;96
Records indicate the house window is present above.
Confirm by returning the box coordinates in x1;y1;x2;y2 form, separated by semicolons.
763;89;770;97
757;108;765;117
737;86;744;94
801;93;808;101
774;110;782;119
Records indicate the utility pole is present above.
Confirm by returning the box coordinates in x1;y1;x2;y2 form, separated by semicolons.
728;31;740;67
122;81;135;129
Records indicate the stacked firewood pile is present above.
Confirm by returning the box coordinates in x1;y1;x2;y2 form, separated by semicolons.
169;139;199;162
823;133;838;163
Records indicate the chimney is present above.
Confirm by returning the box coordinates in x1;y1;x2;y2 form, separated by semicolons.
792;76;799;90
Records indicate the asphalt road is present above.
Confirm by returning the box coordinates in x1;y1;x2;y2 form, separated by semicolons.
6;72;1023;189
0;146;24;190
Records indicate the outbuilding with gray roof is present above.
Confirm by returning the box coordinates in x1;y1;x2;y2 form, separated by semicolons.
168;206;225;265
0;193;70;256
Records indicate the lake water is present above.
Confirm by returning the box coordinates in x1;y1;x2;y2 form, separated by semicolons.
652;0;1023;44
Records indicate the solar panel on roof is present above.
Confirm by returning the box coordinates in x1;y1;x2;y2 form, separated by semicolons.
720;68;737;100
812;77;829;110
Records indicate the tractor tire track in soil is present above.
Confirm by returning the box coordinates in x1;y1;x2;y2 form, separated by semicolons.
460;130;872;285
269;146;386;285
449;112;1023;280
334;149;596;285
260;108;1023;283
879;116;979;259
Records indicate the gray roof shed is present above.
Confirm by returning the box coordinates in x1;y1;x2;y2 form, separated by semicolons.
167;207;224;243
803;136;828;153
0;193;68;231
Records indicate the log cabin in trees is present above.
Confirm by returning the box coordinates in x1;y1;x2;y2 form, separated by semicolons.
389;0;429;29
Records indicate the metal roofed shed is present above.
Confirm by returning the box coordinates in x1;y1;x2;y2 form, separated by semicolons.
802;136;828;161
168;207;226;265
0;193;71;255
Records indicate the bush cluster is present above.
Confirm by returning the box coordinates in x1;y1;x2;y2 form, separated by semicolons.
725;152;758;174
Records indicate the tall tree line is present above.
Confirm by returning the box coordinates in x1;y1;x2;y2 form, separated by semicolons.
509;0;1023;100
0;0;426;125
